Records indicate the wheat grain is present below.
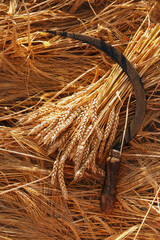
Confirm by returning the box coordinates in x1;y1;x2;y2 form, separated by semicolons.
52;108;81;142
81;140;90;166
98;107;115;158
57;137;78;199
36;117;59;144
91;98;103;140
91;98;98;123
19;103;55;125
76;107;90;142
29;113;57;136
51;157;59;185
58;154;68;199
90;161;105;177
74;106;87;125
74;138;99;180
74;124;93;173
48;130;71;155
104;111;119;156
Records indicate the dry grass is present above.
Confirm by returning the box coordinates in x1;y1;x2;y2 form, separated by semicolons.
0;0;160;239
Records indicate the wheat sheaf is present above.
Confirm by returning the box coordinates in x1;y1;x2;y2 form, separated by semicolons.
19;24;159;212
20;84;120;200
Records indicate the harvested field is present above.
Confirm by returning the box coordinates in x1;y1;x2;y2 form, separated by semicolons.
0;1;160;239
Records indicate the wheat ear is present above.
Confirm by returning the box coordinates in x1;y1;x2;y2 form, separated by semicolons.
98;107;115;158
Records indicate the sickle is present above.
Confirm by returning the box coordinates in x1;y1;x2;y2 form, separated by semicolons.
46;30;146;214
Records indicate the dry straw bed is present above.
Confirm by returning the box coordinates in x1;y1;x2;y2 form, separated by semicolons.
0;0;160;239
